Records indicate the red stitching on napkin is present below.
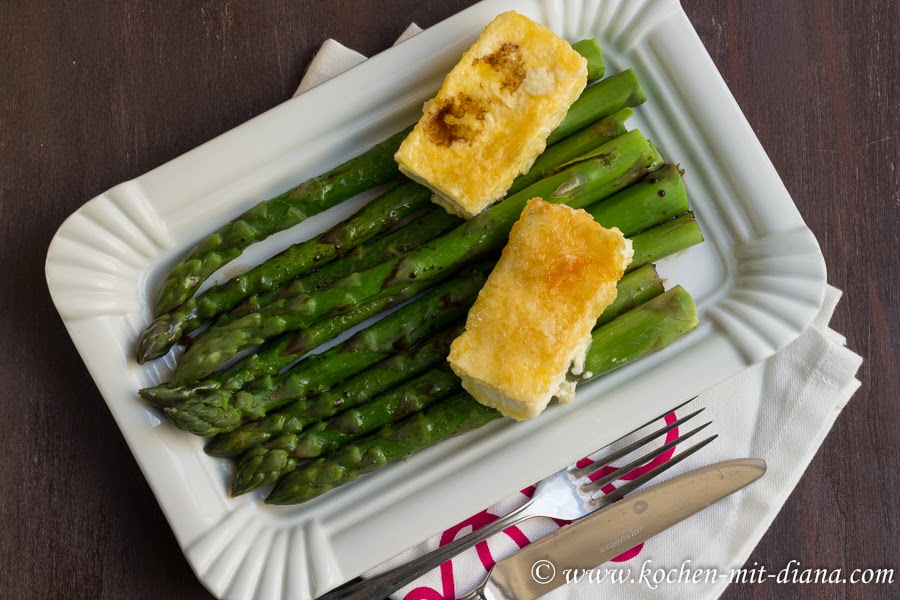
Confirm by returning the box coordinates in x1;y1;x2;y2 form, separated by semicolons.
401;411;680;600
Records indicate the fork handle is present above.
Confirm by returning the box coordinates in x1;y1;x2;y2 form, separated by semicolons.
319;500;535;600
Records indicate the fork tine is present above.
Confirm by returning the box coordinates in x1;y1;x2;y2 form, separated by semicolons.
580;421;712;492
606;396;699;444
592;434;718;506
570;407;705;479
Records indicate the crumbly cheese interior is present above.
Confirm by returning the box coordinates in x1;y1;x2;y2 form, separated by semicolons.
449;198;633;420
394;11;588;219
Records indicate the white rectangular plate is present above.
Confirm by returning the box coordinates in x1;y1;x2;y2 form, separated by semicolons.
45;1;826;599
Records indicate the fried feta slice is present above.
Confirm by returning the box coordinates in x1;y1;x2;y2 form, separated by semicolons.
448;198;633;420
394;11;588;219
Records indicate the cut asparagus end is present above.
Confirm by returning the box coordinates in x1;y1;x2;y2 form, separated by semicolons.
511;107;634;195
582;285;699;381
587;163;688;237
548;69;647;145
628;211;704;271
570;38;604;80
596;264;665;328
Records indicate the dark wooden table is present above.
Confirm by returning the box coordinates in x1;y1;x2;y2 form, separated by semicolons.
0;1;896;599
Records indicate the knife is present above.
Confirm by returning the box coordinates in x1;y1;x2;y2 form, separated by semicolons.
471;458;766;600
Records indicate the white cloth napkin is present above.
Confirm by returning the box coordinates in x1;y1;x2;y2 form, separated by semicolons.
295;28;863;600
294;24;424;96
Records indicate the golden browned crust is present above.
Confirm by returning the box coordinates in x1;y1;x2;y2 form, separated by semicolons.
395;11;588;218
448;199;633;420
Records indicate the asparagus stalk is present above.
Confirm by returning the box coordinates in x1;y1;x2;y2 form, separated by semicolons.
628;212;704;270
227;258;676;495
546;69;646;145
595;264;664;328
586;163;687;235
164;264;492;436
206;324;464;457
153;126;412;314
144;162;687;405
213;261;666;462
265;286;699;505
570;39;604;81
215;209;462;326
152;43;607;314
228;265;667;493
508;107;632;193
172;129;663;385
267;393;499;506
215;107;635;329
581;285;698;378
141;97;636;363
137;181;433;362
233;364;462;495
140;277;448;408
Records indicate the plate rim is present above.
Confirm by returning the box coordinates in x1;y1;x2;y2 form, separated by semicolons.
44;1;827;598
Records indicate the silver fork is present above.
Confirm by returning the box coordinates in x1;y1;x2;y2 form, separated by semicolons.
320;397;715;600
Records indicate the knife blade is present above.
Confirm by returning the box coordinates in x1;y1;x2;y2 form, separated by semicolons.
478;458;766;600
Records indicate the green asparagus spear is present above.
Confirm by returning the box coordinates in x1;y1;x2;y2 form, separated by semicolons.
233;437;303;497
142;93;635;362
172;129;663;385
570;39;604;81
216;209;463;326
264;286;699;505
154;127;412;314
546;69;646;145
595;264;664;328
206;324;464;457
229;257;670;494
217;107;635;329
146;160;686;405
137;181;433;362
152;42;606;315
509;107;632;193
164;264;492;436
266;393;499;505
232;364;462;495
628;212;704;270
214;258;669;462
586;163;687;236
141;277;447;408
581;285;698;377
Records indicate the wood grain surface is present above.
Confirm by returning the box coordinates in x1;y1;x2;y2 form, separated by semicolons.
0;1;896;599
